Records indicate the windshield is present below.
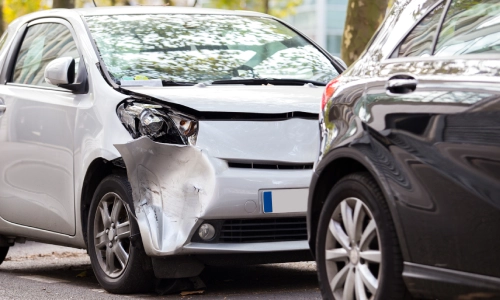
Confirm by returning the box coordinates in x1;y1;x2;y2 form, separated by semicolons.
85;14;339;85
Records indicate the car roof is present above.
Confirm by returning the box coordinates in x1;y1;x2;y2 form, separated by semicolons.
19;6;271;22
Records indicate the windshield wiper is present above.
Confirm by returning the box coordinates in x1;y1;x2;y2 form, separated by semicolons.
210;78;326;86
162;80;196;86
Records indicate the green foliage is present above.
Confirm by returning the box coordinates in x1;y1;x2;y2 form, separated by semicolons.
4;0;50;24
448;0;483;11
205;0;302;18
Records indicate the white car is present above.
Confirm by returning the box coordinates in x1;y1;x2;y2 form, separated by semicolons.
0;6;343;293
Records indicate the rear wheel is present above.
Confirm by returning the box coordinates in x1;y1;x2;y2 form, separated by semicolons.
316;172;408;300
88;174;154;294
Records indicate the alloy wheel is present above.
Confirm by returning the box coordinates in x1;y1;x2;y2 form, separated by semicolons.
93;192;131;278
324;197;381;300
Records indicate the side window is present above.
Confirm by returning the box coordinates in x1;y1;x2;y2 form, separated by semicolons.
12;23;79;87
394;2;445;58
435;0;500;56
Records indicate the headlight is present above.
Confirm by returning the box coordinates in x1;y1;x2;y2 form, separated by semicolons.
117;101;198;145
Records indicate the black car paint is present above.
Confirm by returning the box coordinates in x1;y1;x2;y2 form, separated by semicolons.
308;0;500;298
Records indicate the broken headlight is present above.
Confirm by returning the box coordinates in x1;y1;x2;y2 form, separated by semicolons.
117;101;198;145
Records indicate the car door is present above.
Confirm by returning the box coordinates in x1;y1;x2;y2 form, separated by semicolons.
0;18;86;235
363;0;500;278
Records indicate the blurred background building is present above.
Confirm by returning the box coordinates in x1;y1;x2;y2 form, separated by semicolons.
285;0;347;56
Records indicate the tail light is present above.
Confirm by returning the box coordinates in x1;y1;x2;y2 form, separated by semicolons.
321;76;342;110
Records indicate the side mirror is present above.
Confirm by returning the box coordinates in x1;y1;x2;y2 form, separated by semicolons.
332;56;348;69
44;57;87;94
44;57;75;86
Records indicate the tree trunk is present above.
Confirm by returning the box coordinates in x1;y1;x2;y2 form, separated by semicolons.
53;0;76;8
264;0;269;14
341;0;389;66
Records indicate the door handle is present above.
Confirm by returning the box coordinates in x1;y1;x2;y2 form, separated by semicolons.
386;77;418;94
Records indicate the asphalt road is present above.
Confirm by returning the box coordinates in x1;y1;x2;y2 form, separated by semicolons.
0;242;321;299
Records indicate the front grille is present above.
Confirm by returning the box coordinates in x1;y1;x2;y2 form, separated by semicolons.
228;162;313;170
219;217;307;243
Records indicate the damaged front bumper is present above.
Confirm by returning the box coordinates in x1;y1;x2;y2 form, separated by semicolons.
115;137;311;256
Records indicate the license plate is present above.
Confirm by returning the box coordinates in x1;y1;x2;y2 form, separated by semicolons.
262;189;308;214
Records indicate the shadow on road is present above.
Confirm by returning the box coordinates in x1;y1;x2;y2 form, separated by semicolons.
0;242;321;299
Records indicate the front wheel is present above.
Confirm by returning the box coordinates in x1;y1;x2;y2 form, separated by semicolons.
316;172;408;300
88;174;154;294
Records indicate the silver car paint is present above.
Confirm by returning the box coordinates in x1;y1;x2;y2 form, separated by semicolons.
0;12;131;248
197;118;319;163
125;85;323;114
116;117;318;255
0;7;325;255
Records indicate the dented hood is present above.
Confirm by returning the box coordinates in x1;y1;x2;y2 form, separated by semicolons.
124;85;323;114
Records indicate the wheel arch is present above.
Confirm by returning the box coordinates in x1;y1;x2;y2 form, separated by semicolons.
80;157;126;247
308;148;409;260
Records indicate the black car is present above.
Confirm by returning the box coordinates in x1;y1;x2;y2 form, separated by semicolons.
308;0;500;299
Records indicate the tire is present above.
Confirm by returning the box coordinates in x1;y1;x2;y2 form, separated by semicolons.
0;247;9;265
87;174;154;294
315;172;408;300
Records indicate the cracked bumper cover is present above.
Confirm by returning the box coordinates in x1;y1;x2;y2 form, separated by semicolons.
115;137;311;256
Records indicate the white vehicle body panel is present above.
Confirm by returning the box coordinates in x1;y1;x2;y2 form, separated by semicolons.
197;119;319;163
116;136;315;255
0;11;130;248
0;85;78;235
126;85;323;114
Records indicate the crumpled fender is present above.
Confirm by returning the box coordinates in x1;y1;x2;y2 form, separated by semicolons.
115;137;221;256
